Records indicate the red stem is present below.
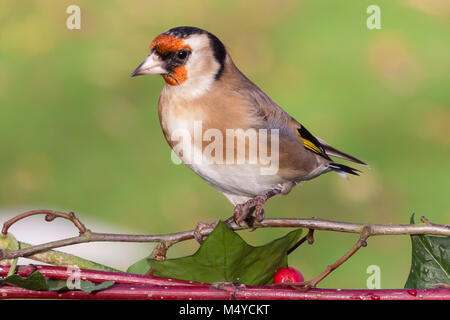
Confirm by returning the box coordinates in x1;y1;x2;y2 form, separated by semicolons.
1;265;449;300
0;284;449;300
0;265;208;287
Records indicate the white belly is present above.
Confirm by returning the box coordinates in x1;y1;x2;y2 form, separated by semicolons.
161;106;286;204
188;161;285;197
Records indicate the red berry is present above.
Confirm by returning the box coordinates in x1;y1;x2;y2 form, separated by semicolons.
273;267;304;284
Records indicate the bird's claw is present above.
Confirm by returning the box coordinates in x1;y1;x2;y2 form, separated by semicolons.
232;204;248;225
231;195;268;226
194;220;217;244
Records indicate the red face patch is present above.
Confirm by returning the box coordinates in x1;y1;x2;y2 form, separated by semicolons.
150;34;191;55
150;34;191;86
162;66;188;86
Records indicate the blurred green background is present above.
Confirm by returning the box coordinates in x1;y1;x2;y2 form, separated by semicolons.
0;0;449;289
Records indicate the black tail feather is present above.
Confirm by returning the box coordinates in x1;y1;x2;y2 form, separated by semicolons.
328;163;361;176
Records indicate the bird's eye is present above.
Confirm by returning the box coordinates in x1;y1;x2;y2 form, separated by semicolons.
177;50;189;60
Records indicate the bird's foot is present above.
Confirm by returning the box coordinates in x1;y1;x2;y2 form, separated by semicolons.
231;195;268;226
193;220;217;244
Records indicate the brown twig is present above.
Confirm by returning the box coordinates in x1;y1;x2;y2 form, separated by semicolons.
307;226;371;289
1;212;449;262
276;227;372;290
2;210;87;235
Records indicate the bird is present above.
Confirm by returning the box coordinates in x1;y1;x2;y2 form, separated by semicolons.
131;26;366;237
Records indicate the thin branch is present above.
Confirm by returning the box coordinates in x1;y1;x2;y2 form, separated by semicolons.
2;210;87;235
307;226;371;288
282;226;372;290
1;214;449;261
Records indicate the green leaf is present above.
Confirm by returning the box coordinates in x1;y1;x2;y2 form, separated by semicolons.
404;215;450;288
78;280;115;293
0;271;115;293
128;221;302;285
47;279;71;291
46;279;115;293
0;272;49;291
127;257;151;275
0;233;19;251
0;233;20;271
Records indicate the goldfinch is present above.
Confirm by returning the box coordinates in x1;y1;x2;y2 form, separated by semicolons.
131;26;366;226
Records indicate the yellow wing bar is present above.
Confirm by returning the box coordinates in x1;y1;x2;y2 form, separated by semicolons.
296;126;331;160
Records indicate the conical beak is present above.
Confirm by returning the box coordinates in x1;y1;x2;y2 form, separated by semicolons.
130;53;167;77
